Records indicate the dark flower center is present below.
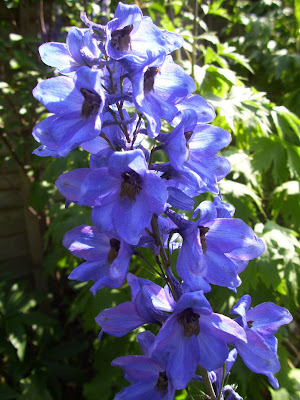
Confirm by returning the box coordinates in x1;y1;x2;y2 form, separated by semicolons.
106;238;121;264
155;371;168;393
111;25;133;51
144;67;161;95
178;308;200;338
80;88;101;119
184;130;193;150
199;226;209;254
247;320;254;329
120;171;142;202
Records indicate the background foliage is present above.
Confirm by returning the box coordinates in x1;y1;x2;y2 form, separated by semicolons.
0;0;299;399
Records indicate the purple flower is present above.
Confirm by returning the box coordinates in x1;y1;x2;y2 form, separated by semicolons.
106;2;182;64
96;274;174;337
39;27;101;75
151;290;246;390
112;331;176;400
166;200;265;292
63;225;134;294
32;66;105;157
130;55;196;137
160;110;231;194
80;149;167;245
231;295;292;389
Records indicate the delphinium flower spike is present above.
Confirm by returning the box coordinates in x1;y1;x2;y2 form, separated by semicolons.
32;3;292;398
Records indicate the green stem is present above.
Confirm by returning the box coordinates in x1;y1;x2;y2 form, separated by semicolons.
192;0;199;79
216;363;226;400
198;366;217;400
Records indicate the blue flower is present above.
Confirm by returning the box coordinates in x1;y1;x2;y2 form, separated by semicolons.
106;2;182;64
112;331;176;400
160;110;231;194
151;291;246;390
231;295;292;389
63;225;134;294
166;201;265;291
39;27;101;75
79;149;167;245
32;66;105;157
96;274;174;337
130;55;196;137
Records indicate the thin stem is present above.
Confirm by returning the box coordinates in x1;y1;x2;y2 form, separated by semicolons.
216;363;226;400
130;113;143;149
150;214;179;301
107;107;127;136
151;214;170;269
100;131;116;151
185;387;196;400
198;366;217;400
135;250;165;278
40;0;47;37
192;0;199;79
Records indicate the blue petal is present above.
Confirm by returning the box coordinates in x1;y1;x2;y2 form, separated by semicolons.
112;355;162;383
204;250;241;289
174;94;216;125
96;302;146;337
143;173;167;214
137;331;156;356
114;380;168;400
230;295;252;328
235;329;281;376
153;316;200;390
200;313;247;344
113;192;153;245
63;225;109;261
197;330;229;371
189;125;231;156
247;302;293;336
56;169;89;202
80;167;119;206
39;42;79;74
108;149;147;176
173;291;212;315
206;219;265;258
68;260;109;285
167;187;194;210
33;76;82;115
92;202;116;234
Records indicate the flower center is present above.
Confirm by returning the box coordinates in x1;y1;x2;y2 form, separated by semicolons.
199;226;209;254
111;25;133;51
144;67;161;95
106;238;121;264
120;171;142;202
80;88;101;119
247;320;254;329
155;371;168;393
184;130;193;149
178;308;200;338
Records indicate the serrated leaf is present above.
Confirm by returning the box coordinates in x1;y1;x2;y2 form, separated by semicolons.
251;136;288;183
219;180;265;216
284;142;300;178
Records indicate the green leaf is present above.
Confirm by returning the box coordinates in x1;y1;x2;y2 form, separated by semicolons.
5;317;27;361
219;180;265;216
0;384;19;400
272;106;300;143
284;142;300;178
251;136;289;183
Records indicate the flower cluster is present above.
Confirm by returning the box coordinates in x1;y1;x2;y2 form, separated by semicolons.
33;3;292;399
